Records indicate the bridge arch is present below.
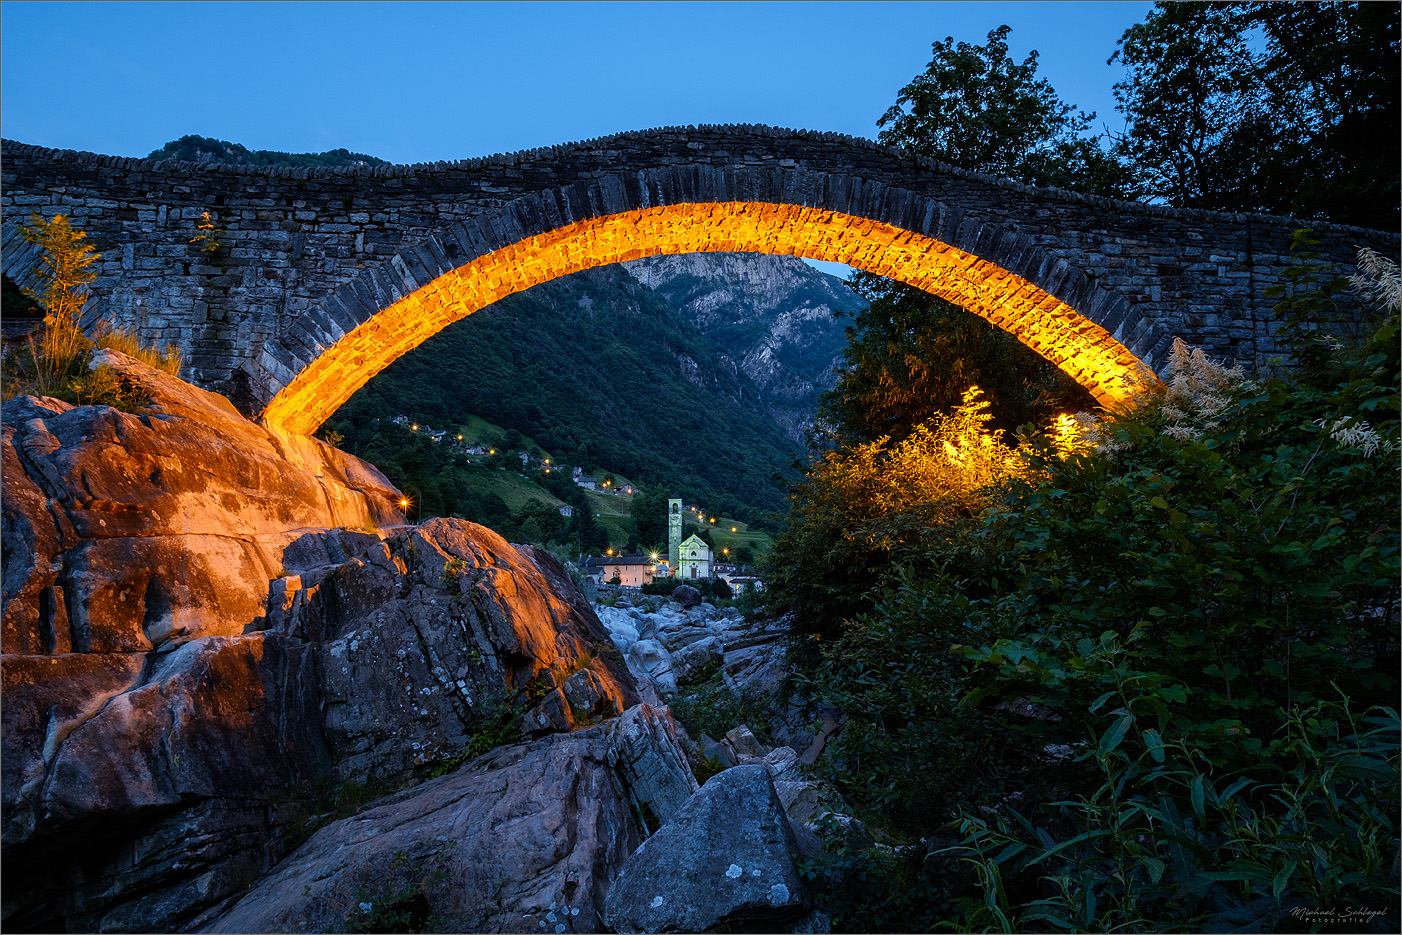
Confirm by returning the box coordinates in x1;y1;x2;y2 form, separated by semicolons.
257;168;1165;435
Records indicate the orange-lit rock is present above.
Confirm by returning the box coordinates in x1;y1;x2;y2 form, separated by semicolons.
1;349;404;654
0;359;643;932
263;204;1160;436
271;518;639;782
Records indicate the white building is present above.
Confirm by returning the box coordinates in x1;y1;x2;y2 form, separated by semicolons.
677;534;713;580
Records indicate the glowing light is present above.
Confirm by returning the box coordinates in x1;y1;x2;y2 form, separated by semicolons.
731;526;737;532
709;518;716;524
262;203;1160;435
411;424;418;431
399;497;411;509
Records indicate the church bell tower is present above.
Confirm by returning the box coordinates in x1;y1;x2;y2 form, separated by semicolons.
667;499;682;577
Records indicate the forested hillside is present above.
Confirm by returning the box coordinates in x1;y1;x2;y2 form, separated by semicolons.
326;263;808;525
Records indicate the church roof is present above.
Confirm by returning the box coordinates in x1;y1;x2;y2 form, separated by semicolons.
678;534;711;554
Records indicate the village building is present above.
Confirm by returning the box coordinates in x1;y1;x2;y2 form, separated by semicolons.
727;575;764;594
584;553;656;587
677;534;713;580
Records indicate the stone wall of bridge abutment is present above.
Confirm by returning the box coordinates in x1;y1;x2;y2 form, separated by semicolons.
2;127;1396;417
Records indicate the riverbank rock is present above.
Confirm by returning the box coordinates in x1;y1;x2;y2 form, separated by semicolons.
671;584;702;608
1;356;640;932
272;518;638;783
2;349;404;656
603;764;811;933
202;705;696;934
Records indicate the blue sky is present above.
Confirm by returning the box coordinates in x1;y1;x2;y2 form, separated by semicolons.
1;1;1155;276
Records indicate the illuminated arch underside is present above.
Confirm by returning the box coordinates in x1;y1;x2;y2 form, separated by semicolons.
262;203;1159;435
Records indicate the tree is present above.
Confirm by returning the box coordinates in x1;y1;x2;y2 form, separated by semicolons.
629;486;668;550
17;214;99;374
1110;2;1400;229
822;275;1097;446
821;25;1111;447
879;25;1134;197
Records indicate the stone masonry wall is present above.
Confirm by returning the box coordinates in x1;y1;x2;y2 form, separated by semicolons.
2;126;1395;416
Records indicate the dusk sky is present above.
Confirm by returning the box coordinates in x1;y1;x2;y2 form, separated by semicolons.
2;1;1156;276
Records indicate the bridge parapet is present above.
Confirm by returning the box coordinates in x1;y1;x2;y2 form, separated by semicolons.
2;127;1394;422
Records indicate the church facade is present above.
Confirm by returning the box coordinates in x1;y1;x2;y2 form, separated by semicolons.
677;534;713;580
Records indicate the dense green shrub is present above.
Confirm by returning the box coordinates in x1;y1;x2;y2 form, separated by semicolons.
793;261;1398;930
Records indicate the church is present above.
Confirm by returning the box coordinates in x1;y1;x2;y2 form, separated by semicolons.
676;533;713;580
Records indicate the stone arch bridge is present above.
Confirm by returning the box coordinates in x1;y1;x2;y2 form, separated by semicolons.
2;126;1394;434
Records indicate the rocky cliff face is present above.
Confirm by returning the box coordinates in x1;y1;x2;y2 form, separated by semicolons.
623;253;864;442
2;351;822;935
0;353;653;932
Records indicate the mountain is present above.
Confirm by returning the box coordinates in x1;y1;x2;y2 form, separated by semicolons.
622;253;863;442
328;263;808;526
146;135;388;168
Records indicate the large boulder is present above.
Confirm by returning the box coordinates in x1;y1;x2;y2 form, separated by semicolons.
275;519;638;782
2;349;404;655
202;706;696;934
627;638;679;697
670;584;702;608
1;633;329;932
603;765;811;933
1;356;641;932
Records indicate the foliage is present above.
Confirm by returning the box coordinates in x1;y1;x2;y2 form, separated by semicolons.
944;699;1400;933
799;824;951;934
9;214;98;393
147;134;388;168
780;249;1399;930
91;323;183;376
640;575;730;601
346;850;447;934
1110;2;1400;228
667;676;778;749
879;25;1134;197
629;485;670;552
189;210;222;253
3;216;182;408
758;387;1046;659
